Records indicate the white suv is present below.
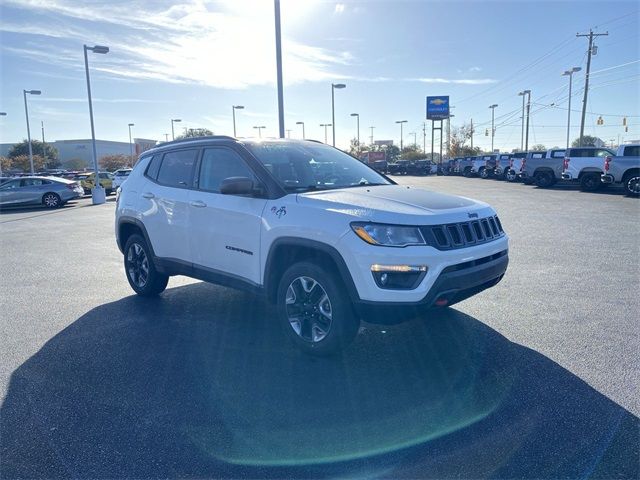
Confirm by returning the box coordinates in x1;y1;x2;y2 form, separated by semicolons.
115;137;509;354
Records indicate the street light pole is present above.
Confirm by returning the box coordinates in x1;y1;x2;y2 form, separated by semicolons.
41;120;48;167
171;119;181;140
350;113;360;152
23;89;41;174
489;104;498;152
253;126;266;138
331;83;346;147
296;121;305;139
369;126;375;146
128;123;135;166
320;124;332;144
562;67;581;149
274;0;285;138
524;91;531;151
232;105;244;137
84;44;109;204
395;120;407;150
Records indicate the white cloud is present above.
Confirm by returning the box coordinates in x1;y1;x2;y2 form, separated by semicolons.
414;77;497;85
334;3;345;14
1;0;355;89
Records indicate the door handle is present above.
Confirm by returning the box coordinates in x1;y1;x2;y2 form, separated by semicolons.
190;200;207;208
142;192;155;199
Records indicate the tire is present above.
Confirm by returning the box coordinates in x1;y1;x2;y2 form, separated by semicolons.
463;168;472;178
579;173;602;192
42;192;61;209
534;171;554;188
123;234;169;296
623;172;640;196
277;261;360;355
506;170;518;182
479;168;488;179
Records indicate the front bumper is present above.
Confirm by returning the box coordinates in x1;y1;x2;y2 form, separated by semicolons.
601;174;614;184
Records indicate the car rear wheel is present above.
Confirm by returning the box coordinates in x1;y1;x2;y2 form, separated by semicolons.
479;168;489;179
534;171;554;188
506;170;518;182
124;234;169;296
42;192;61;208
623;172;640;196
277;261;359;355
579;173;602;192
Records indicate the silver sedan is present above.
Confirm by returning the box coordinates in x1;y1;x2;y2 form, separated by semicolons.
0;176;84;208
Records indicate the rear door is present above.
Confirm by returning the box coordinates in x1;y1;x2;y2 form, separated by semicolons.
188;146;267;285
138;148;198;264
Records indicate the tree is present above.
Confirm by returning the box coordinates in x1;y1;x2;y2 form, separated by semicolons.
176;128;213;139
0;156;12;172
64;158;88;171
347;137;368;157
449;124;479;157
8;140;60;168
530;144;547;151
572;135;602;147
7;155;47;172
99;154;130;172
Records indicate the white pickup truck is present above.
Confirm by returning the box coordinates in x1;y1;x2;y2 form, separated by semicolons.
601;144;640;196
560;146;615;191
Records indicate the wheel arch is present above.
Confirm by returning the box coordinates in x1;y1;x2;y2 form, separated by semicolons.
578;168;603;178
622;167;640;182
264;237;360;305
117;217;155;256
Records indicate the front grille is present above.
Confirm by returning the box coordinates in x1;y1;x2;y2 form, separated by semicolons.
421;215;505;250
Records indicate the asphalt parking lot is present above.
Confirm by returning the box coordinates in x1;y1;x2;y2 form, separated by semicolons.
1;177;638;478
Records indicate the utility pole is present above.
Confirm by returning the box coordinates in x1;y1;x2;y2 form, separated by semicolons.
422;122;427;153
470;118;474;151
41;121;47;167
524;92;532;151
576;29;608;146
274;0;285;138
369;126;375;145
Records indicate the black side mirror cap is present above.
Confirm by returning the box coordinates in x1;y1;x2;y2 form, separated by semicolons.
220;176;254;195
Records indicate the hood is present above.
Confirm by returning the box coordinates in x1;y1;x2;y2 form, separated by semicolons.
296;185;492;224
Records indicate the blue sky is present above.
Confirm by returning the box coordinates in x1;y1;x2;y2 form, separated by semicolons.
1;0;638;152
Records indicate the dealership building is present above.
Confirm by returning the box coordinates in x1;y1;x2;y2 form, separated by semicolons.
0;138;158;169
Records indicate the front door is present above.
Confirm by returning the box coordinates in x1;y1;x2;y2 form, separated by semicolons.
188;146;267;285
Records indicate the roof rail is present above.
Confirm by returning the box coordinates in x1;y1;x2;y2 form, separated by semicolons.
155;135;237;147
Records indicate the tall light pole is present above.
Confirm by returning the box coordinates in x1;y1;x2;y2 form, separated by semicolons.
524;91;532;152
274;0;285;138
320;123;332;144
296;121;305;139
23;89;41;174
350;113;360;152
1;113;7;175
577;30;608;146
171;118;181;140
489;104;498;152
562;67;581;149
253;125;266;138
331;83;346;147
128;123;135;166
232;105;244;137
41;120;48;168
518;91;527;151
84;44;109;204
163;133;169;142
369;126;375;146
395;120;407;150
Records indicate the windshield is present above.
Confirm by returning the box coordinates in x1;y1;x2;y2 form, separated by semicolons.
245;141;391;192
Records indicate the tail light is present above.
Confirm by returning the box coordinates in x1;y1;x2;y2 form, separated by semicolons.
604;156;612;172
520;159;526;172
563;157;570;171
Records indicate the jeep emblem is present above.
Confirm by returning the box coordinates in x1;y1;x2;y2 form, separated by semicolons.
468;212;479;219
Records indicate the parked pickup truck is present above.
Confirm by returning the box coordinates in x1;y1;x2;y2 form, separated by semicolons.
491;153;513;180
601;144;640;196
506;152;527;182
519;149;565;187
561;146;616;191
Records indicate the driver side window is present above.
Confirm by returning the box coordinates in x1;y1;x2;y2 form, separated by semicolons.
0;180;21;190
198;148;258;193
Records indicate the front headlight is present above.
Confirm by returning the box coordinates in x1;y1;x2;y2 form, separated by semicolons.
351;222;426;247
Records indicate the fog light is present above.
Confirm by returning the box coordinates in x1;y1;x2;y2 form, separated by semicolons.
371;265;428;290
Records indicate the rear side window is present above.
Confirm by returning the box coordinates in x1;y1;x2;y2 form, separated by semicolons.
157;149;198;188
198;148;257;193
145;155;162;180
570;149;595;157
623;146;639;156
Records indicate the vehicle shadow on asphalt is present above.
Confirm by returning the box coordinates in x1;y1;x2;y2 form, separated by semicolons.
1;282;638;479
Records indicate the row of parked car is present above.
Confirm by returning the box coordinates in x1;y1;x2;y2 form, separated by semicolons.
440;144;640;196
0;168;133;208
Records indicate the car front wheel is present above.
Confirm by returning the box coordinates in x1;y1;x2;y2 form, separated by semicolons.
277;261;359;355
124;234;169;296
506;170;518;182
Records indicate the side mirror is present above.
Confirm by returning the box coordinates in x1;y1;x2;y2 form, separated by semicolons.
220;176;254;195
